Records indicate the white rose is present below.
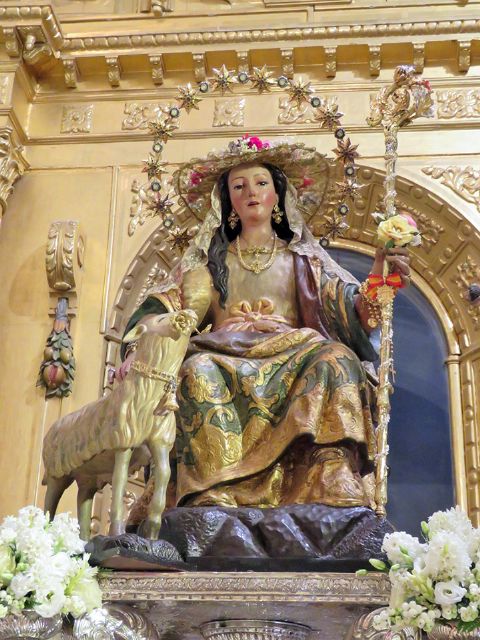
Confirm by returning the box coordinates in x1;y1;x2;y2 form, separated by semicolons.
424;532;472;582
9;572;34;599
434;580;467;605
33;587;66;619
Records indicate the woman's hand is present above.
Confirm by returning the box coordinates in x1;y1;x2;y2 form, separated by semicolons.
371;246;411;287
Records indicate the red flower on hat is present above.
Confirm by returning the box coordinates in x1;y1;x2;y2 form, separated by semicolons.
189;170;204;186
241;134;270;150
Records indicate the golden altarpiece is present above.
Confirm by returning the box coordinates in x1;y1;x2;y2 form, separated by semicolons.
0;1;479;638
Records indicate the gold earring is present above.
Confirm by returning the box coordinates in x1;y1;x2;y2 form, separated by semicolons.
272;203;283;225
228;209;239;229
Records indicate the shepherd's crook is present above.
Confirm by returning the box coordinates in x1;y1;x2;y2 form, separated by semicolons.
367;65;434;517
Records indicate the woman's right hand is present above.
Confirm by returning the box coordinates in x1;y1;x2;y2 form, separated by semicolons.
114;351;136;383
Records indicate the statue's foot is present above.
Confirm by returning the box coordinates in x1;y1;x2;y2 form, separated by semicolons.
109;521;126;537
138;518;161;540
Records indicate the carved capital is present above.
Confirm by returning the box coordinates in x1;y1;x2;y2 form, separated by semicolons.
45;220;85;292
0;127;29;218
73;604;160;640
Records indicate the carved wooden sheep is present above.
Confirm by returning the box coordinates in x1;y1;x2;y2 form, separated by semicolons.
42;309;197;540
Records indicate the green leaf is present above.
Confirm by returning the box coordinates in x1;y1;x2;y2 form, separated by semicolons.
385;240;395;249
356;569;368;576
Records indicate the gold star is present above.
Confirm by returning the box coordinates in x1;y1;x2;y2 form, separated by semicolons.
315;104;345;131
211;65;238;95
147;193;174;217
148;118;178;143
142;156;169;180
250;65;276;94
334;180;363;200
287;77;313;106
177;83;202;113
323;215;349;240
333;138;360;164
167;226;193;253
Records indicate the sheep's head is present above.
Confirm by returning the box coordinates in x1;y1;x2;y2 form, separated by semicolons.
122;309;198;344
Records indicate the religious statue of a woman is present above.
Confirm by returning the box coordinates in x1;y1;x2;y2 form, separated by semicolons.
118;135;410;517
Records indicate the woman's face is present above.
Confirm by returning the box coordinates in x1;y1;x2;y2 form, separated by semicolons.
227;164;278;230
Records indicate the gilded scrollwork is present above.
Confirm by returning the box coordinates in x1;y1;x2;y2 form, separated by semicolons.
213;98;245;127
422;166;480;212
101;572;390;603
61;105;94;134
45;220;84;292
122;102;172;130
278;97;316;124
436;89;480;119
0;127;29;217
106;56;122;87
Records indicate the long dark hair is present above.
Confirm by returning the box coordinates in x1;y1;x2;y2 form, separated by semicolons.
207;163;293;308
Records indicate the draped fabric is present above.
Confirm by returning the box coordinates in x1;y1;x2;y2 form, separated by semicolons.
125;248;378;512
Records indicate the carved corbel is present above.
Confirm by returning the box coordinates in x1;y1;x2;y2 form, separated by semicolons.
280;48;294;79
237;51;250;75
457;40;471;73
325;47;337;78
139;0;175;14
18;26;56;72
106;56;122;87
193;53;207;82
63;58;80;89
37;221;85;399
369;45;381;77
149;54;164;86
413;43;425;73
0;127;29;218
2;28;21;58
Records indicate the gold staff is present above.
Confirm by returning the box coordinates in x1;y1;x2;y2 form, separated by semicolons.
367;65;434;517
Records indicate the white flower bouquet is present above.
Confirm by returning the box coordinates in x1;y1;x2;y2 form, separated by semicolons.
364;507;480;634
0;506;102;620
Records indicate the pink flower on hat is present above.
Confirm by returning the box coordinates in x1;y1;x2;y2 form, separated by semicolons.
189;170;204;186
241;134;270;150
301;177;314;189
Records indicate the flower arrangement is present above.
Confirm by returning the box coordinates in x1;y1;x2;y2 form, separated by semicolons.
0;506;102;620
372;211;422;248
365;507;480;634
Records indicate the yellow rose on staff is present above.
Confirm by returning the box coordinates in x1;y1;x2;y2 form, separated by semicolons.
377;214;420;247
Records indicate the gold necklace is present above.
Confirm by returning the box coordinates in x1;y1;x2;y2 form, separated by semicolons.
236;234;277;274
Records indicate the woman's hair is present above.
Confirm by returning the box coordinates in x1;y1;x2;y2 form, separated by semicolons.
207;163;293;308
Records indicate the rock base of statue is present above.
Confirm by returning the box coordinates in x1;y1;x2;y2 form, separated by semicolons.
88;504;393;571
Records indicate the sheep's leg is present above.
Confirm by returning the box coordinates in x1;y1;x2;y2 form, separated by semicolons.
44;475;73;519
77;483;97;541
142;439;171;540
109;448;133;537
